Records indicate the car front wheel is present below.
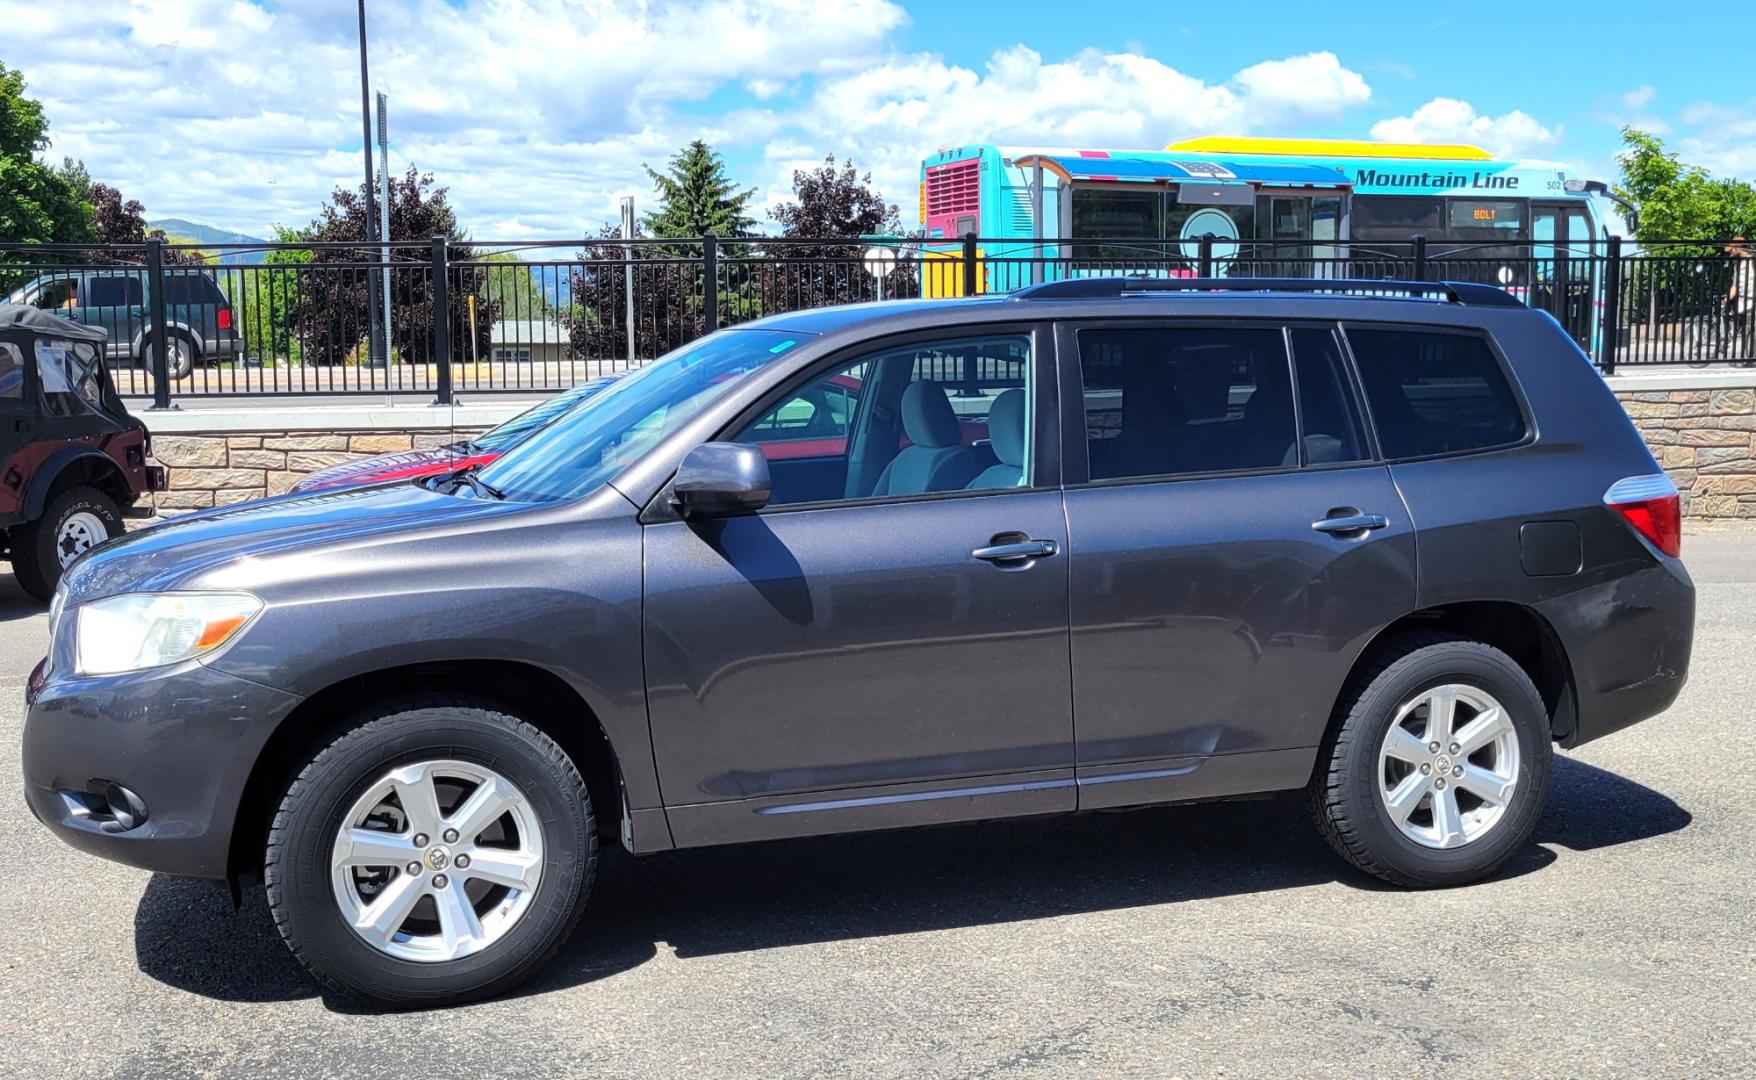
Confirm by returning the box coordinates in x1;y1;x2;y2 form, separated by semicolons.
265;700;596;1006
1310;634;1553;888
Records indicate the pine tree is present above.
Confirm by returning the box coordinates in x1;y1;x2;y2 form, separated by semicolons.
641;140;755;238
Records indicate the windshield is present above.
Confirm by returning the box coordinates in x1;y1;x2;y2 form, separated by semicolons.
471;376;620;452
474;328;808;502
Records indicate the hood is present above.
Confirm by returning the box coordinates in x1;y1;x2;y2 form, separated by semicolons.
292;445;492;492
61;481;532;603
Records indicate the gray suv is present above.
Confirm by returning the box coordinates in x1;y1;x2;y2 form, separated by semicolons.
5;269;244;379
23;279;1694;1007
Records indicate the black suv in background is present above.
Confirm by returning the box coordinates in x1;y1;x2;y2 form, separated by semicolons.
24;279;1693;1007
5;268;243;379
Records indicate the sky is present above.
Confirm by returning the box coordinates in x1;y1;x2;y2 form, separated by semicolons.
4;0;1753;240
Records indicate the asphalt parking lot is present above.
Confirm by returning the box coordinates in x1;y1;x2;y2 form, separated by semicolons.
2;528;1753;1078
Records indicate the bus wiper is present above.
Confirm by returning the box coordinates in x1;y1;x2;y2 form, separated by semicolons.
447;463;504;500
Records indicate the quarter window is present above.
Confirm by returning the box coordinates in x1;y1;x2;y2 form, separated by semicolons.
1078;327;1296;480
162;273;222;305
1346;328;1527;459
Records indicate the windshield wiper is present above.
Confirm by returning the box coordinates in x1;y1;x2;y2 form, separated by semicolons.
445;463;505;500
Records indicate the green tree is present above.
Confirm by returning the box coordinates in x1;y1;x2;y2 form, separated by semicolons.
1616;127;1756;245
478;250;551;321
1615;128;1756;323
226;225;311;366
0;64;92;247
641;140;756;239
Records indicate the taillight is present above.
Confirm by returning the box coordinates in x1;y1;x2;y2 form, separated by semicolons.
217;306;232;330
1605;474;1682;558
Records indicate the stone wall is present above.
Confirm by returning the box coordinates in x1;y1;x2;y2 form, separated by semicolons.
1613;385;1756;518
147;427;488;514
137;379;1756;519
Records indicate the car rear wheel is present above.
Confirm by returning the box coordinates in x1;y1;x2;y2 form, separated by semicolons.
141;334;195;380
11;485;123;601
1309;634;1553;888
165;335;195;380
264;699;596;1007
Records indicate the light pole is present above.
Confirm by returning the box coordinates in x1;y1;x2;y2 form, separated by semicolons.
357;0;384;365
378;92;391;363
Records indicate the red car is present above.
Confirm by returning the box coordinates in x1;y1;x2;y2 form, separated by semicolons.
1;306;164;600
291;375;622;493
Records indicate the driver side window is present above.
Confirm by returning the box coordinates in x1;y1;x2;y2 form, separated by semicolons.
736;334;1034;508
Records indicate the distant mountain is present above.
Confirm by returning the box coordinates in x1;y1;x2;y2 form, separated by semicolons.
149;219;267;246
149;219;269;265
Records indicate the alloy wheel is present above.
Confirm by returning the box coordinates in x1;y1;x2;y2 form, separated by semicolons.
329;759;545;963
1377;683;1521;850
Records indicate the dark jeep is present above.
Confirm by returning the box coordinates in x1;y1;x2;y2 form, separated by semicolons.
0;306;163;600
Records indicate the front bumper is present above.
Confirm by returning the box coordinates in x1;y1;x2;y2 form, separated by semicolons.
23;657;303;880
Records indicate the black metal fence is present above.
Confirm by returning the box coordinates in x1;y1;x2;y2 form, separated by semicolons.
1;234;1750;404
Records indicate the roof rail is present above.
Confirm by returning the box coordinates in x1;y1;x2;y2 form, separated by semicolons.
1008;276;1526;308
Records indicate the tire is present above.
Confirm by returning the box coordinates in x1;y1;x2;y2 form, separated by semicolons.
141;334;196;380
11;485;123;602
265;699;596;1007
1310;633;1553;888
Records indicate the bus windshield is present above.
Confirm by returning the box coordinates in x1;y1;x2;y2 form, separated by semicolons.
472;328;807;503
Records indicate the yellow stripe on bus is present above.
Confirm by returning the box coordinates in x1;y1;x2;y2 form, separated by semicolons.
1165;136;1494;161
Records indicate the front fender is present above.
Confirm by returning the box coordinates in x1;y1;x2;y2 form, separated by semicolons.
200;510;661;813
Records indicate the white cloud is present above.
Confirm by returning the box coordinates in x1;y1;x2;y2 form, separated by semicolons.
3;1;1387;237
1673;101;1756;178
4;0;907;235
1370;97;1559;158
1621;85;1657;111
1231;52;1372;125
790;47;1375;225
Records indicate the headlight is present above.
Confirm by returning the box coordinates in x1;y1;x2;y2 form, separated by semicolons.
75;592;263;676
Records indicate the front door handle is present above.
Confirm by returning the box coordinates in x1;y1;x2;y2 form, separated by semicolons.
1312;512;1390;536
972;538;1059;563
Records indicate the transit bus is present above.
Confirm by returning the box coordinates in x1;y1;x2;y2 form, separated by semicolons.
917;136;1627;349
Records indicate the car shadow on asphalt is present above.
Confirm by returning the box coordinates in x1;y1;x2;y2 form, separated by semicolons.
0;572;44;623
132;755;1690;1011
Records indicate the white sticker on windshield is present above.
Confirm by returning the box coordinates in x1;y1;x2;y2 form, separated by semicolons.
35;340;73;394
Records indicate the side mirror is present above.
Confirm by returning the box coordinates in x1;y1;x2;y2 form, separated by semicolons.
673;442;771;519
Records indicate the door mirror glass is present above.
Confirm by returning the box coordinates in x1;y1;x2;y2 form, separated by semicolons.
673;442;772;518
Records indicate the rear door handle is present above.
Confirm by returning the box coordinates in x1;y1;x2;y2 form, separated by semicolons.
972;539;1059;563
1312;512;1390;536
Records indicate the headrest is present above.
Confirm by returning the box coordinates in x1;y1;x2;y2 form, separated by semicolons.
901;380;963;448
986;388;1026;467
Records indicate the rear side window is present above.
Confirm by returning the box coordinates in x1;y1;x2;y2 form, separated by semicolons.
1346;328;1527;459
0;342;23;402
84;276;144;308
162;273;224;305
1079;326;1296;480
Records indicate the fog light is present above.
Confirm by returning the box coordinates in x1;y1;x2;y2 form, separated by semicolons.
103;783;148;831
61;781;150;833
